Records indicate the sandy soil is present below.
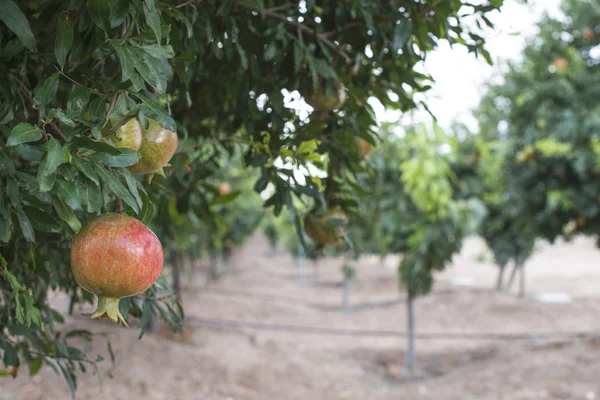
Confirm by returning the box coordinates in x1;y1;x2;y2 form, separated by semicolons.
3;235;600;400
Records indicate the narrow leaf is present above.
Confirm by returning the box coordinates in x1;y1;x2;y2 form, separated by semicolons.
143;1;161;43
16;205;35;242
93;164;139;213
55;11;74;70
53;198;81;233
71;156;99;185
0;0;36;51
33;73;60;108
40;138;63;177
86;0;111;33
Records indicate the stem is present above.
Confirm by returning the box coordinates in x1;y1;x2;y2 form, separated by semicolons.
87;296;128;327
115;197;124;213
171;250;183;304
505;262;519;293
518;262;526;298
496;264;506;291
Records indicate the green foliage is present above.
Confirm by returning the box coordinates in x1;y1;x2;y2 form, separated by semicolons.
0;0;503;392
475;0;600;252
351;123;486;298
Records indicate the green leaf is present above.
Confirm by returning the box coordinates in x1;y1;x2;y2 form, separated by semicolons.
88;97;106;124
392;19;413;53
69;136;120;155
138;190;154;224
23;207;62;233
71;156;99;185
53;198;81;233
107;93;126;121
107;338;115;364
95;148;140;167
37;158;57;192
211;191;241;206
54;179;82;211
108;0;129;28
47;109;76;127
7;123;42;146
2;341;18;367
135;43;175;59
55;11;74;70
33;73;60;108
86;0;111;33
132;48;167;94
58;363;77;398
119;169;142;209
143;1;161;44
133;92;176;132
16;205;35;242
93;164;140;213
6;177;19;206
67;86;91;118
0;0;36;51
0;153;16;174
28;358;43;377
40;138;64;177
82;177;102;213
113;44;135;82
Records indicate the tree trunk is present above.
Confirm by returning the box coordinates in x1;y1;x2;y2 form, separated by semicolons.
209;249;220;280
171;250;183;305
298;245;307;286
518;262;526;298
505;262;519;292
342;274;350;312
496;264;506;291
405;292;416;376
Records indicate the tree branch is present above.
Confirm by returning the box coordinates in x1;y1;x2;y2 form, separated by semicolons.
56;69;109;97
243;5;351;64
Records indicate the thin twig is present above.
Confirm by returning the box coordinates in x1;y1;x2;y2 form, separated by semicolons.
48;122;68;142
246;6;350;64
56;69;109;97
175;0;196;8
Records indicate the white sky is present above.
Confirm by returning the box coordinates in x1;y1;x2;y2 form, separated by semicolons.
372;0;564;132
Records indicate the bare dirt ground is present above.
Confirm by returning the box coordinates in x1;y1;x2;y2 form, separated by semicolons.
3;235;600;400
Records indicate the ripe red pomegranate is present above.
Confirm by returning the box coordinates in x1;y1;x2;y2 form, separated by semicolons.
70;213;164;326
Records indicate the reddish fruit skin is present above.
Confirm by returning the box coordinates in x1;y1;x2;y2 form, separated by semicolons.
71;214;163;299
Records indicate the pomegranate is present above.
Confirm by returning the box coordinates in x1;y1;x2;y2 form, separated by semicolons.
104;118;143;151
552;57;568;72
218;182;231;196
304;79;346;113
356;138;375;157
303;208;348;246
582;29;595;42
70;213;164;326
129;119;178;174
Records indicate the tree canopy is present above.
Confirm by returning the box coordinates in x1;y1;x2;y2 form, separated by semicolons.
0;0;504;392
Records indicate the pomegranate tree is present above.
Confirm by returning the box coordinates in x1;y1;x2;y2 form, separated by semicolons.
70;214;164;326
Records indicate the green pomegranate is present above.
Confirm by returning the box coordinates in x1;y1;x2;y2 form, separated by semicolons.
103;117;143;151
303;208;348;246
129;119;178;175
356;138;374;157
304;79;347;113
70;214;164;326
